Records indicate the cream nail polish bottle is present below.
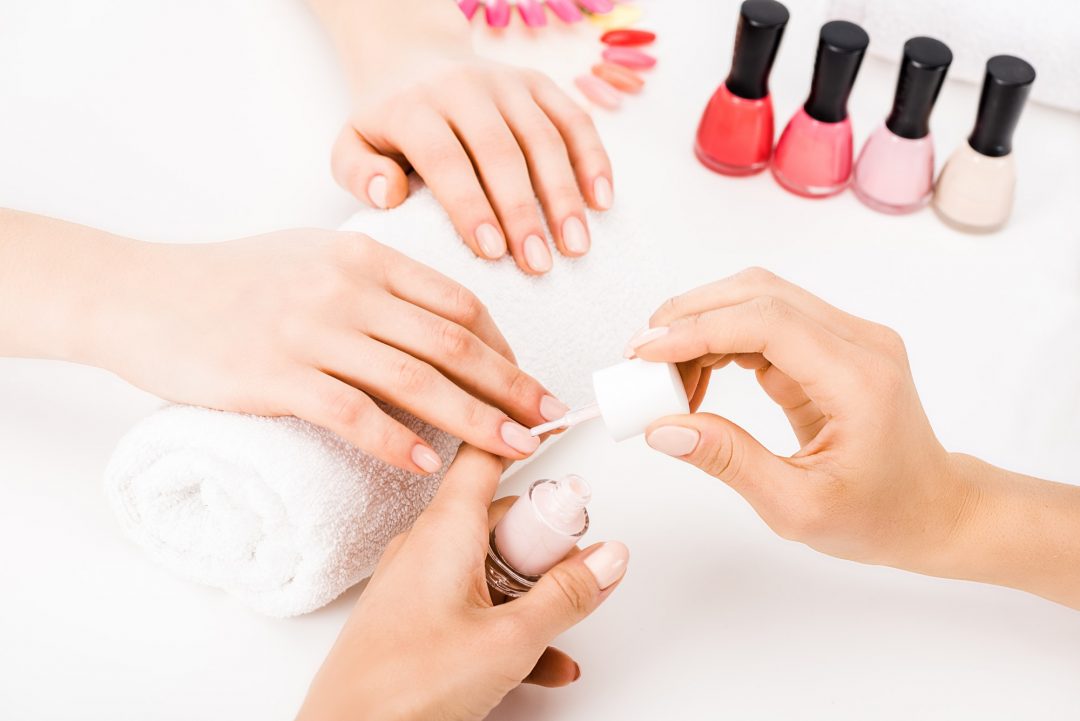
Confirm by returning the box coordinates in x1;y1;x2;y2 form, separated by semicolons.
933;55;1035;233
486;475;591;597
529;359;691;441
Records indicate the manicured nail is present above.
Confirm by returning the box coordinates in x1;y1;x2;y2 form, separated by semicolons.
574;74;621;110
584;541;630;590
367;175;388;209
571;662;581;682
646;426;700;457
501;421;541;454
545;0;583;22
410;444;443;473
592;62;645;93
476;223;506;259
485;0;510;27
601;29;657;46
593;176;614;210
540;394;570;422
523;234;553;273
561;216;590;255
623;325;669;358
601;47;657;70
517;0;547;27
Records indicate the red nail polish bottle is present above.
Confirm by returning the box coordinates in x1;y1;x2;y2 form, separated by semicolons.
695;0;789;176
772;20;869;198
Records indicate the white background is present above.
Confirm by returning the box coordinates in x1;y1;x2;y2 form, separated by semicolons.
2;1;1080;719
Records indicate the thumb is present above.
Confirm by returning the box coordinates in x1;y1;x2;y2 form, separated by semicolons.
331;124;409;209
645;412;800;497
510;541;629;642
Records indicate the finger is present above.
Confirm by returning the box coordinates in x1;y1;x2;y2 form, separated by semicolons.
688;365;712;412
287;371;443;474
496;85;590;258
529;74;613;211
732;353;827;445
389;109;508;260
321;335;541;459
509;541;628;642
524;647;580;687
360;295;566;426
448;98;552;275
632;297;861;404
331;125;410;209
427;444;505;518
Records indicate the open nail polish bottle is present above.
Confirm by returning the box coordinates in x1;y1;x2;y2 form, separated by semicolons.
695;0;789;176
486;475;591;597
933;55;1036;233
772;20;869;198
530;358;690;441
853;37;952;214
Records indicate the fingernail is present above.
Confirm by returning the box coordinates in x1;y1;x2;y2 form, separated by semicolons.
540;394;570;421
501;421;541;454
623;325;669;358
571;663;581;682
523;234;553;273
410;444;443;473
561;216;590;255
584;541;629;590
367;175;388;209
646;426;700;457
476;223;507;259
593;176;613;210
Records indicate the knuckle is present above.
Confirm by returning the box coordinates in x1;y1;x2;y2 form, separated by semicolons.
546;565;593;617
437;321;475;359
504;199;539;224
698;432;741;481
463;398;491;430
736;266;777;286
449;284;485;325
326;390;368;429
751;295;789;328
505;368;535;402
392;358;433;395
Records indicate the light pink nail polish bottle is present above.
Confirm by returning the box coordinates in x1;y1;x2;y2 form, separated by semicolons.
852;37;952;214
486;475;591;597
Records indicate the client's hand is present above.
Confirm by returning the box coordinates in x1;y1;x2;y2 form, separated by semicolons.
297;446;629;721
94;231;564;472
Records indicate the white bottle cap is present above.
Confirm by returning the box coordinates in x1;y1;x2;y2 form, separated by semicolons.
591;359;690;441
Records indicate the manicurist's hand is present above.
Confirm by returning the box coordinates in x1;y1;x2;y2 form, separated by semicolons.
297;446;629;721
626;268;1080;609
311;0;613;275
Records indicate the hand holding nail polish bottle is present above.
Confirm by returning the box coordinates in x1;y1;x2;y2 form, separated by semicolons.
933;55;1036;233
695;0;789;176
772;20;869;198
853;37;952;214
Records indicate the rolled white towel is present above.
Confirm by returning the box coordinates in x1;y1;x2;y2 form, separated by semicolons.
105;183;675;617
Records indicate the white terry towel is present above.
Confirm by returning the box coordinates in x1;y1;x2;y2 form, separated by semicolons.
105;184;677;617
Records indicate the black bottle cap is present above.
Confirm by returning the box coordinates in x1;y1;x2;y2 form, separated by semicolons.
803;20;869;123
724;0;789;100
885;37;952;139
967;55;1036;157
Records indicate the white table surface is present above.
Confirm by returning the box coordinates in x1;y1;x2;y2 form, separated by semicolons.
3;1;1080;719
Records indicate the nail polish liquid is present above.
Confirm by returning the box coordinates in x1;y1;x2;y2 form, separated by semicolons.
933;55;1036;233
853;37;952;214
695;0;789;176
486;475;591;597
772;20;869;198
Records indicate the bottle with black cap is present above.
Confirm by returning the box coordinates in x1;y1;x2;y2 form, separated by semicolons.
852;37;953;214
694;0;789;176
772;20;869;198
933;55;1036;233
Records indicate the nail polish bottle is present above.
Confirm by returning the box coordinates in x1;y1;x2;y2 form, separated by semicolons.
772;20;869;198
695;0;789;176
933;55;1036;233
529;359;690;441
852;37;952;214
486;475;591;597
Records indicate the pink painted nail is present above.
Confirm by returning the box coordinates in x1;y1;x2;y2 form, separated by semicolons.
485;0;510;27
458;0;481;20
501;421;541;454
593;176;614;210
540;394;570;422
577;0;615;13
546;0;583;22
601;47;657;70
367;175;388;209
584;541;630;590
574;75;621;110
523;234;553;272
646;426;699;457
475;223;506;259
562;216;590;255
518;0;547;27
623;325;669;358
411;444;443;473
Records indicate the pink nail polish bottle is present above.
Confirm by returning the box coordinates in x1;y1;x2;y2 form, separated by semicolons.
772;21;869;198
486;475;591;597
853;37;952;214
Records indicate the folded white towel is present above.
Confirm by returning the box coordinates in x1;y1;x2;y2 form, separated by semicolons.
105;184;674;617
